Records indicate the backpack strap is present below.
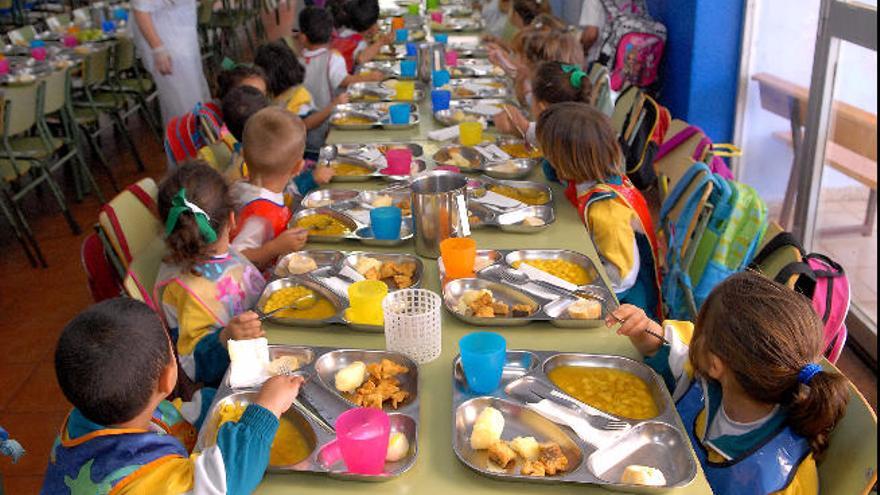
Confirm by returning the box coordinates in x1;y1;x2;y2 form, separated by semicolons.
597;0;621;16
655;125;701;161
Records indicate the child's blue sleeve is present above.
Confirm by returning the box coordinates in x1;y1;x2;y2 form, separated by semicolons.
294;170;318;196
541;159;560;184
216;405;279;495
193;330;230;388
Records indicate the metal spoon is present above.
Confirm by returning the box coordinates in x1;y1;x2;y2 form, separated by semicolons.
258;293;318;321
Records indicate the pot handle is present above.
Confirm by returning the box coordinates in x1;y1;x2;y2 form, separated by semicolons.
456;193;471;237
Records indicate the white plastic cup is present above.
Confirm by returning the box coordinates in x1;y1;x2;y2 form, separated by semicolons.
382;289;442;364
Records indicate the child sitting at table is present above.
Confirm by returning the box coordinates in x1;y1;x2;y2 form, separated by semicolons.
216;63;269;99
536;101;661;319
230;107;312;269
609;272;849;494
42;297;304;494
155;161;267;388
332;0;394;72
254;40;349;160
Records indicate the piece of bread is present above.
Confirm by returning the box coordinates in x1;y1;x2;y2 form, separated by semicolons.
286;254;318;275
509;436;539;460
620;465;667;486
487;441;517;468
354;257;383;277
371;195;394;208
566;298;602;320
470;407;505;450
522;216;545;227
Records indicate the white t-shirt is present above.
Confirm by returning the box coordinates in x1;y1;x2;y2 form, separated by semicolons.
579;0;608;62
302;47;349;91
230;183;286;252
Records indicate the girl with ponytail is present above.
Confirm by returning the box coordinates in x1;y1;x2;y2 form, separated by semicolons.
155;161;267;388
610;271;850;494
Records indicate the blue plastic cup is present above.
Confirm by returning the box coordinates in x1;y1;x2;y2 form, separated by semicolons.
434;33;448;44
388;103;411;125
395;28;409;43
399;59;417;78
459;332;507;394
432;69;450;88
431;89;452;111
102;20;116;34
405;42;418;57
370;206;403;240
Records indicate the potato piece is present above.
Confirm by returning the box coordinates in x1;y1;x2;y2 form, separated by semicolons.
510;436;540;460
469;407;504;450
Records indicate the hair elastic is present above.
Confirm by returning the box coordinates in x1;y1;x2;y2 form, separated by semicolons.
561;64;587;90
165;188;218;243
798;363;822;385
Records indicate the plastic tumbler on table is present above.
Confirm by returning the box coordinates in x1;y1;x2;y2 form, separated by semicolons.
399;59;417;78
101;20;116;34
395;28;409;43
458;121;483;146
426;0;439;10
430;11;443;23
345;280;388;326
445;50;458;67
405;42;418;57
0;59;9;76
407;3;420;15
432;69;450;88
440;237;476;279
384;148;413;175
431;89;451;111
370;206;403;240
318;408;391;475
391;16;405;30
459;332;507;394
383;288;443;364
394;80;415;100
388;103;411;125
434;33;448;44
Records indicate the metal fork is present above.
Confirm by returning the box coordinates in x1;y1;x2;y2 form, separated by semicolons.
531;390;631;431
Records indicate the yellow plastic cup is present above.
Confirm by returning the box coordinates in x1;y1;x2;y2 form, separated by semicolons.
394;81;415;101
459;122;483;146
346;280;388;326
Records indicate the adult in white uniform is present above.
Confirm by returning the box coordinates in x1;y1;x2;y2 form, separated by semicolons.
579;0;608;63
131;0;210;126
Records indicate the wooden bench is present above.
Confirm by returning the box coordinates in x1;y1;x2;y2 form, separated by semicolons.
752;72;877;237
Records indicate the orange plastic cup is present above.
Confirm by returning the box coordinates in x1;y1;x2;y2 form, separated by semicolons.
391;17;406;30
440;237;477;279
346;280;388;326
458;122;483;146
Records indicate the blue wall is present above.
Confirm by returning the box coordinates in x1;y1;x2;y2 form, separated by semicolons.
646;0;745;142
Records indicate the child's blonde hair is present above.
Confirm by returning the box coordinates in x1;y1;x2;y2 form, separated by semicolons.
535;102;622;182
693;271;850;458
513;28;583;68
242;107;306;177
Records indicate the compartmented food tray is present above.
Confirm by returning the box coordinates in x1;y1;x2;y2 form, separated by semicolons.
330;102;420;130
440;249;615;328
443;78;511;99
291;207;414;246
303;187;413;215
358;60;420;80
348;80;427;101
431;17;483;32
448;58;505;78
198;345;420;480
451;351;697;489
433;99;514;126
326;154;427;182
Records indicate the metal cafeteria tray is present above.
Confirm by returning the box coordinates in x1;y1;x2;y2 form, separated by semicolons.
432;144;485;171
272;249;423;286
445;78;511;99
198;345;420;480
451;350;697;489
470;175;554;206
439;249;614;328
447;42;489;59
433;98;513;126
260;252;423;331
358;60;418;79
301;188;413;216
348;80;427;101
327;154;428;182
291;207;414;246
480;158;537;180
430;17;482;32
449;58;505;78
330;102;420;130
439;4;476;17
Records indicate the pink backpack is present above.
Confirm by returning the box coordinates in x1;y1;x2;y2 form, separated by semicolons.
655;124;735;180
749;232;851;363
597;0;666;91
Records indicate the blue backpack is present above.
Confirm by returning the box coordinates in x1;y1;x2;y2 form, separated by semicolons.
660;163;768;319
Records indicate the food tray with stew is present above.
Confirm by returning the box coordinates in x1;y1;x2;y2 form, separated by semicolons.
440;249;616;328
451;351;697;489
357;61;420;80
431;17;483;32
443;78;511;99
446;42;489;59
433;98;513;126
448;58;505;78
302;187;413;216
292;207;414;246
330;103;420;130
199;345;419;480
325;153;427;182
348;79;427;101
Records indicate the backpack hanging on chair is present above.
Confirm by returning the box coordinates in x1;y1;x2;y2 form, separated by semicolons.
749;232;851;363
596;0;667;92
586;61;616;117
611;86;671;190
654;120;737;198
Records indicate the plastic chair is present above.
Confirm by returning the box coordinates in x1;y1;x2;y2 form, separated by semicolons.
1;79;81;247
123;236;167;311
97;177;161;270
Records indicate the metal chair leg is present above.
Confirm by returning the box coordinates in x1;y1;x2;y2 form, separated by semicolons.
0;190;42;267
111;113;146;172
37;163;81;235
81;125;119;192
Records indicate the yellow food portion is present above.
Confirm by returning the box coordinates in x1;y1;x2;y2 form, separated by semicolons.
511;259;591;286
263;286;337;320
215;402;312;465
500;142;542;159
334;115;374;126
296;214;352;236
548;366;659;420
331;162;373;176
488;185;549;205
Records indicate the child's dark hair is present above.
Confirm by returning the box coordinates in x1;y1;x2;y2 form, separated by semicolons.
693;271;850;458
299;6;334;44
55;298;172;426
254;41;306;97
216;64;268;100
326;0;351;28
532;61;593;106
536;102;622;182
158;161;234;272
348;0;379;32
512;0;551;26
221;85;269;142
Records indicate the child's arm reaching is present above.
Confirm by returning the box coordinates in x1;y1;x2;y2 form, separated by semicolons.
302;93;350;131
238;226;309;269
356;32;395;65
340;70;385;87
606;304;665;356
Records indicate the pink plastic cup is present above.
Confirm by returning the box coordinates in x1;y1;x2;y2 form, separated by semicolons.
384;148;413;175
62;35;78;48
430;12;443;23
31;47;47;61
318;408;391;475
445;50;458;67
434;165;461;173
0;59;10;76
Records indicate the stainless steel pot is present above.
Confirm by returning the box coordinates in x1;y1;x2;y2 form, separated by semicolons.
410;171;471;258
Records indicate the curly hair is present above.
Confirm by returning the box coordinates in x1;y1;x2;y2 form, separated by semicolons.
254;41;306;97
